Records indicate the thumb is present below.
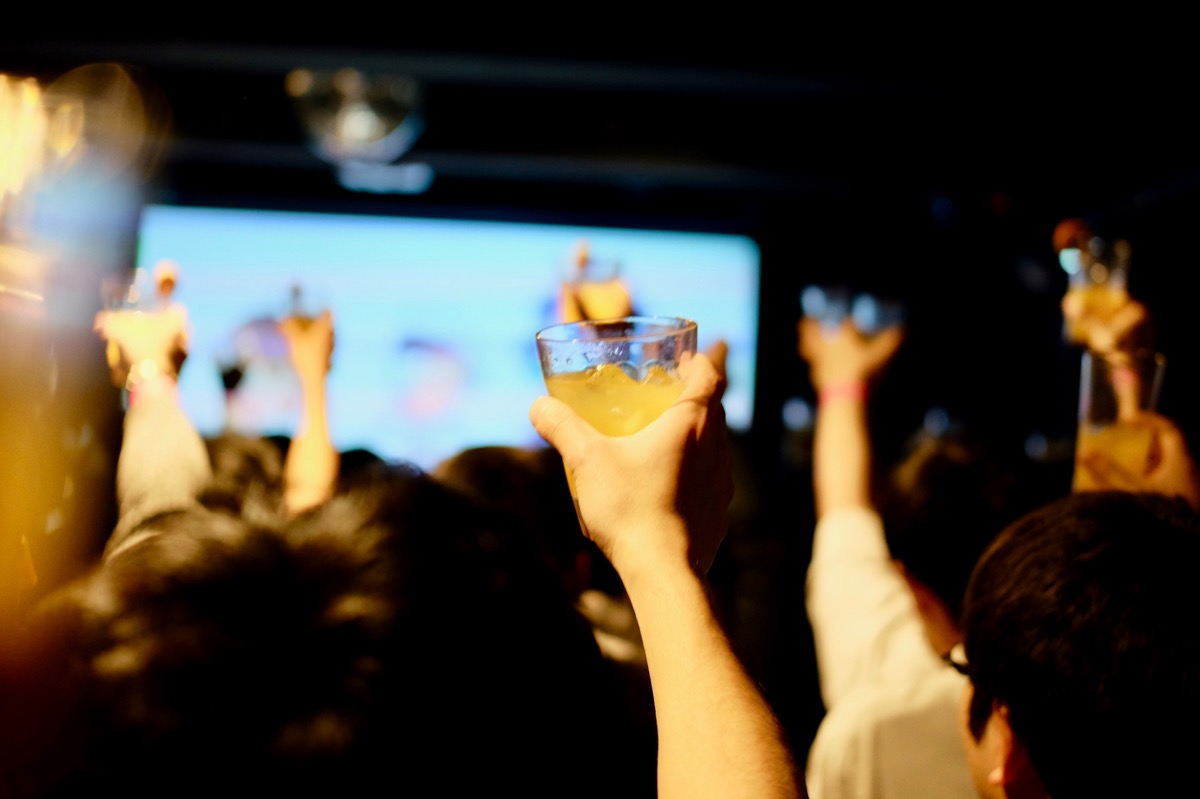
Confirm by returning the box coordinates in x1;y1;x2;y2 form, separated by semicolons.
529;395;593;461
677;352;724;405
869;324;905;364
704;339;728;379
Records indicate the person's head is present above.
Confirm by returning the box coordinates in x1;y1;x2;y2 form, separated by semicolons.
959;490;1200;799
878;428;1056;653
433;444;619;600
200;431;287;522
6;462;641;797
334;446;388;494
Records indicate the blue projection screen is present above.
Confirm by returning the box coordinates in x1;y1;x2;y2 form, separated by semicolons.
136;204;760;472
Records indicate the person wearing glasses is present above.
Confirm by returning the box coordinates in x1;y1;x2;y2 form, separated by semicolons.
797;313;1059;799
956;489;1200;798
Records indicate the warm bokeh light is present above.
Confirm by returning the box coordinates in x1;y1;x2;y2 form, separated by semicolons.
0;75;47;218
1;62;173;631
1;71;55;624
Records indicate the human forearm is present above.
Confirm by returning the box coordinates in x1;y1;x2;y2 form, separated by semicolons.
283;380;339;515
527;354;803;796
623;548;804;799
278;310;338;515
812;388;872;518
797;317;901;518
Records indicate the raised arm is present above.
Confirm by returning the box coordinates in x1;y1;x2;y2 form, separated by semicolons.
797;316;904;518
1065;293;1198;507
93;306;211;559
529;353;803;799
277;309;339;516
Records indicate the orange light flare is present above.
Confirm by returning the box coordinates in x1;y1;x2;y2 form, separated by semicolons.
1;63;174;635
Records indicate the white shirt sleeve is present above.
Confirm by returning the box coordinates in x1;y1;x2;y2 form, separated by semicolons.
805;506;944;711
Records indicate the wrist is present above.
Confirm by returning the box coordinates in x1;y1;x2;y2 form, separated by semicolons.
620;542;707;611
125;359;177;405
818;379;867;406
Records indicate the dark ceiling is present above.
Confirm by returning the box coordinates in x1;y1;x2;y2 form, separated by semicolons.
5;34;1198;235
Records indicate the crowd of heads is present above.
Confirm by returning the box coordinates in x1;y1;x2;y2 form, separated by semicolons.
7;455;651;797
4;231;1200;799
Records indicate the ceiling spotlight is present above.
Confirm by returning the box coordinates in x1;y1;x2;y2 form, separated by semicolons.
285;67;425;167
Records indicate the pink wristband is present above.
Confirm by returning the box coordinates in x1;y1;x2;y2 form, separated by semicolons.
818;380;867;406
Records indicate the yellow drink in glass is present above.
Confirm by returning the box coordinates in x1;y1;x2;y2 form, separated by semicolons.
1072;348;1166;494
1072;420;1155;492
535;316;698;526
544;364;685;437
545;364;686;503
574;279;633;321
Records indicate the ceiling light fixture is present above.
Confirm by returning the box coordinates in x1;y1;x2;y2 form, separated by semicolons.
285;67;431;194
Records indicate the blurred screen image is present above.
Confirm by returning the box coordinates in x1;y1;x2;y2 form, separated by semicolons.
136;203;760;471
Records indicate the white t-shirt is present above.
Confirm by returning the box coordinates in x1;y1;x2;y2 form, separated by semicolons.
804;506;976;799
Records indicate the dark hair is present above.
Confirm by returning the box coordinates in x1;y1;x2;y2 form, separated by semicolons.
433;444;621;599
200;432;286;521
879;429;1055;623
12;463;648;798
334;446;388;494
961;490;1200;799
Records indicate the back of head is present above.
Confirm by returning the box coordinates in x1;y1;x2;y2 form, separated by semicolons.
962;490;1200;799
334;446;387;494
9;462;643;798
879;428;1056;623
433;444;613;600
13;502;394;797
304;461;651;794
201;432;286;522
